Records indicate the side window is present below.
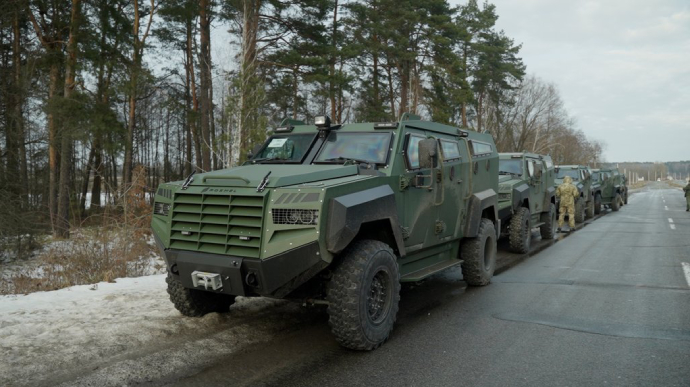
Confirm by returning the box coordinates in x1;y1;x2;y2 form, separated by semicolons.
404;134;425;170
471;141;493;156
440;140;461;161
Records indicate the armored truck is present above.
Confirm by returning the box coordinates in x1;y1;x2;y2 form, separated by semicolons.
555;165;598;223
497;153;557;253
592;168;628;211
151;114;500;351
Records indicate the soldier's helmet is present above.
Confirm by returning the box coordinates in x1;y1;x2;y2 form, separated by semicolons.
564;176;573;184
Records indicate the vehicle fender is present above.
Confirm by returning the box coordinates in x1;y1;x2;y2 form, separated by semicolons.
511;183;530;212
464;189;498;238
326;185;406;256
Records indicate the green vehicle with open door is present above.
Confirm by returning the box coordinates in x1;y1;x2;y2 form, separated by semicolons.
151;114;500;350
497;153;557;253
554;165;599;223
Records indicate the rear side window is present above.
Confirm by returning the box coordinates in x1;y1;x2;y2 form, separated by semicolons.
440;140;461;161
471;141;493;156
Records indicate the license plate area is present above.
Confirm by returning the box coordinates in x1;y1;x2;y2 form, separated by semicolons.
191;271;223;290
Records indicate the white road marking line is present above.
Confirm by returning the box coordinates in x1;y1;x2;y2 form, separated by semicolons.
670;224;676;230
668;218;674;223
682;262;690;287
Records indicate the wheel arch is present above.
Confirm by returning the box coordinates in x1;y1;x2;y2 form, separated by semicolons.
326;185;406;257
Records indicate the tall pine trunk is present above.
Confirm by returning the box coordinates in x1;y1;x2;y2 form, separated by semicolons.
199;0;212;172
56;0;82;238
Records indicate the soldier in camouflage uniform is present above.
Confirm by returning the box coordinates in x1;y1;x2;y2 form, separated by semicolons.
684;181;690;211
556;176;579;232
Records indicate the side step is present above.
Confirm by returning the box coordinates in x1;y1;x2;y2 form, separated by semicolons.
401;259;463;282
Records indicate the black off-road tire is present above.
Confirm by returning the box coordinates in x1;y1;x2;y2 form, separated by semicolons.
327;240;401;351
461;218;497;286
585;197;595;219
575;198;586;223
624;191;628;205
166;274;236;317
612;193;621;211
540;203;557;240
509;207;531;254
594;193;602;215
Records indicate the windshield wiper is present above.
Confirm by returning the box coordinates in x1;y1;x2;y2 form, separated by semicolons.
324;157;374;165
499;171;521;176
251;157;289;163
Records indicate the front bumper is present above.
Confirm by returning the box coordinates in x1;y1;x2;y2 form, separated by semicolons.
154;235;326;298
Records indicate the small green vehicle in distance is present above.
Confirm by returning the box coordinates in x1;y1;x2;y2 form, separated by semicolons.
497;153;557;253
592;168;628;211
151;113;501;351
554;165;597;223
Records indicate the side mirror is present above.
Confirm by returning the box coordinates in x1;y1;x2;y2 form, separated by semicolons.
418;138;438;169
534;163;543;179
248;144;263;159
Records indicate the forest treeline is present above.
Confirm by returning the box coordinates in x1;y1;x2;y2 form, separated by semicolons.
0;0;604;247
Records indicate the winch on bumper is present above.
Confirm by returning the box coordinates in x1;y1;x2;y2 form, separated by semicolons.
154;235;325;298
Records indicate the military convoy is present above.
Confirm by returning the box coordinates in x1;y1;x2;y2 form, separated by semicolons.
592;168;628;211
497;153;557;253
151;115;626;351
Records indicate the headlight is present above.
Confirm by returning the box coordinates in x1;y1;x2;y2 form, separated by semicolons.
272;209;319;225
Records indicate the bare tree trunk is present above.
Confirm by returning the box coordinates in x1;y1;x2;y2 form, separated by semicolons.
56;0;82;238
329;0;338;120
80;146;95;217
12;12;28;204
292;67;299;119
199;0;212;171
124;0;156;185
235;0;261;165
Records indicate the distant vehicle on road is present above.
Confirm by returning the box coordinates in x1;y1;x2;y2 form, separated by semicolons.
592;168;628;211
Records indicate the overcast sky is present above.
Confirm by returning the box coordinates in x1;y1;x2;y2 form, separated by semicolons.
447;0;689;162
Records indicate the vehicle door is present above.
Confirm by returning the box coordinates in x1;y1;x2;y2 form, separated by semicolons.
399;128;438;250
435;136;466;239
526;157;545;215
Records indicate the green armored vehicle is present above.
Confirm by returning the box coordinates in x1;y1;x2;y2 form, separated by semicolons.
555;165;599;223
497;153;557;253
151;114;500;350
592;168;628;211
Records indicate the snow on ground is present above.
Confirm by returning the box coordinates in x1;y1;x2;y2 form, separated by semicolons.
0;274;311;387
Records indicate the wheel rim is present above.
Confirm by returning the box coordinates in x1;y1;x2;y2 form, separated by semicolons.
483;234;495;271
367;268;392;325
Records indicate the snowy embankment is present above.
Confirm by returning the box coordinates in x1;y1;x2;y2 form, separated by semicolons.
0;275;311;386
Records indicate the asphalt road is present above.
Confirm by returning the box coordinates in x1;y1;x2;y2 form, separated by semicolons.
169;182;690;387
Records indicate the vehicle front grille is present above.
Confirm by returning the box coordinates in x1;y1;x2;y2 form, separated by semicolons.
169;193;264;258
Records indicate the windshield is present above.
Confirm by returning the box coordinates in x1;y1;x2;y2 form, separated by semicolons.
557;169;580;180
253;133;316;163
499;159;523;175
315;132;392;164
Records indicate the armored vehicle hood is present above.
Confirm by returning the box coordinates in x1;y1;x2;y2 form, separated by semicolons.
188;164;361;189
498;175;523;192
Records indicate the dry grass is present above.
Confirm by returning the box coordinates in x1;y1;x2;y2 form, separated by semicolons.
0;226;161;295
0;167;163;296
628;181;648;190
